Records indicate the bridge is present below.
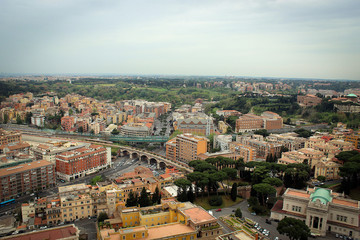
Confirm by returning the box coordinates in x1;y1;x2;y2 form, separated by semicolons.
116;145;193;172
83;140;193;173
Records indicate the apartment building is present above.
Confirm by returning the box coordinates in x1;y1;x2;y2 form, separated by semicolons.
213;135;232;151
314;159;341;180
345;134;360;149
55;144;111;181
0;129;22;145
235;112;283;132
297;94;322;107
271;188;360;238
0;160;55;202
174;134;208;163
267;133;306;151
33;142;84;163
236;135;282;160
228;142;256;162
235;114;264;132
61;116;75;132
262;111;283;130
279;148;324;167
120;123;151;137
165;138;177;162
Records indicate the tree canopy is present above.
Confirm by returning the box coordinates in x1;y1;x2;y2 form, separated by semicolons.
277;217;311;240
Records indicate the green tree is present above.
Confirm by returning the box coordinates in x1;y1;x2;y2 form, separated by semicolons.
139;187;151;207
316;175;326;182
152;186;161;204
253;183;276;206
174;178;191;202
78;126;84;133
277;217;311;240
25;112;32;124
90;175;103;185
187;186;195;203
230;183;238;201
251;166;269;184
16;114;23;124
235;208;242;218
262;177;283;187
98;212;109;222
3;113;9;124
126;191;138;207
254;129;269;137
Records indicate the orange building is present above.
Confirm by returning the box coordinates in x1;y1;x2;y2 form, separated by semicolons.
61;116;75;132
261;111;283;130
297;94;322;107
165;138;177;161
235;113;263;133
171;133;208;163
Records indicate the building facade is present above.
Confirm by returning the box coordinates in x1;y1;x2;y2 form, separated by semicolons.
0;160;55;202
175;134;208;163
271;188;360;238
56;145;111;181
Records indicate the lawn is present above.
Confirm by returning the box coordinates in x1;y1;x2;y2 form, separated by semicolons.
194;195;243;210
349;186;360;201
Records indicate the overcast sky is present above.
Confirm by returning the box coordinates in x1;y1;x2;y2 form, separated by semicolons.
1;0;359;80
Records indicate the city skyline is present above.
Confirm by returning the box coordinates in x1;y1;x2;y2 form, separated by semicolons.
1;0;360;80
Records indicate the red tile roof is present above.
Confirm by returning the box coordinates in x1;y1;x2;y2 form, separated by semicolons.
3;225;78;240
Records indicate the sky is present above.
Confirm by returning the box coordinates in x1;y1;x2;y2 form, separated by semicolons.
0;0;359;80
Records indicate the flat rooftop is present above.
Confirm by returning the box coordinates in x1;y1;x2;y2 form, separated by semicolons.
0;160;53;177
182;207;216;224
145;223;195;239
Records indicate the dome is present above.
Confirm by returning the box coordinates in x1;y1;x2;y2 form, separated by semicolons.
347;93;357;98
310;188;332;204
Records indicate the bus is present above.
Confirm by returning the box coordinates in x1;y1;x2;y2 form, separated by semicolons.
0;199;15;207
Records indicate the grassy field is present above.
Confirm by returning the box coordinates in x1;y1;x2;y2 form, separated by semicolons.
194;195;243;210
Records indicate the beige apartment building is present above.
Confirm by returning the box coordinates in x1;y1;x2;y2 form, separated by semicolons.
58;184;94;222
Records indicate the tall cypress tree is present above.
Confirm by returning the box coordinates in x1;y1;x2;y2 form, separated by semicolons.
139;187;151;207
152;186;161;204
231;183;238;201
126;191;138;207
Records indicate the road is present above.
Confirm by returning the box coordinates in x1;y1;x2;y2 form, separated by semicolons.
212;200;289;240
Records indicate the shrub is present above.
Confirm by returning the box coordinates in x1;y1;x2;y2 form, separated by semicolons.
209;195;223;206
235;208;242;218
248;196;259;207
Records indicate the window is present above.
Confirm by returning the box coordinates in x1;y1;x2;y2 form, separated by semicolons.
336;215;347;222
292;206;301;212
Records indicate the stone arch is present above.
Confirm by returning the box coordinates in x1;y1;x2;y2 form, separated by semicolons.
131;152;139;159
150;158;158;166
159;161;166;170
121;150;130;156
140;155;149;163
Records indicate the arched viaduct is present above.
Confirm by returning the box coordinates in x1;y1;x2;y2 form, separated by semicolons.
116;146;192;172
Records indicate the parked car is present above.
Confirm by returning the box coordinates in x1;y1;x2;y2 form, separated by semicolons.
251;212;256;216
215;209;222;212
